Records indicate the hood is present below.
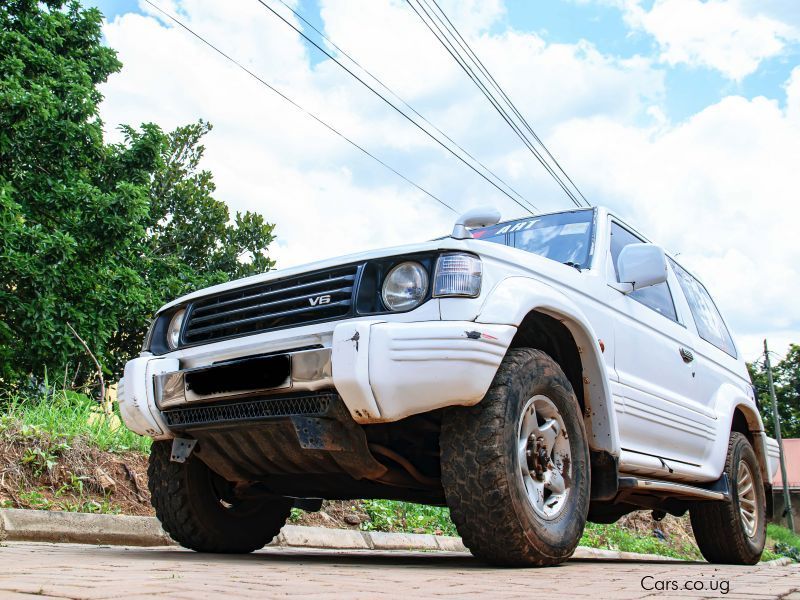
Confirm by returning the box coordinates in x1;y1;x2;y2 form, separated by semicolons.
157;236;473;313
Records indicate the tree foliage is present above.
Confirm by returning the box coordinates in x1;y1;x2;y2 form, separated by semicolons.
0;1;275;387
748;344;800;439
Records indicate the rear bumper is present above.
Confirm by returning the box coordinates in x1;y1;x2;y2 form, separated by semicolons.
118;320;516;438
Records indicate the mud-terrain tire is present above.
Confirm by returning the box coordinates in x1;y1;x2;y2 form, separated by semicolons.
440;348;590;566
690;432;766;564
148;440;292;553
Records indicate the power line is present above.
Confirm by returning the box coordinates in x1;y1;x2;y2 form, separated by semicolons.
406;0;581;208
141;0;457;215
425;0;590;208
265;0;538;215
407;0;589;208
253;0;538;215
417;0;587;208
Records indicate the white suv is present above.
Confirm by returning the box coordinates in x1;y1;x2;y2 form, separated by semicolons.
120;206;780;566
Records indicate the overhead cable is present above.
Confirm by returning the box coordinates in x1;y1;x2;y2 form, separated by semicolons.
408;0;589;208
254;0;538;215
425;0;590;207
142;0;458;215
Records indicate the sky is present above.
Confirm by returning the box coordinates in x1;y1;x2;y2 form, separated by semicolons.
83;0;800;361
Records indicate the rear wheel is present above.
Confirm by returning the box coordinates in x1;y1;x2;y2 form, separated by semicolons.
440;348;590;566
148;440;292;553
690;432;766;564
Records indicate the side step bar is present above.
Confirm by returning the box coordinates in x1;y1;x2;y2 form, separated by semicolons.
618;475;730;502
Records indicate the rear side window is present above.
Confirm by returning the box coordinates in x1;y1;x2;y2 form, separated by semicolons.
610;222;678;322
669;259;737;357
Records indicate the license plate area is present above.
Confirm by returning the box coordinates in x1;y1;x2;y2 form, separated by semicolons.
184;354;291;399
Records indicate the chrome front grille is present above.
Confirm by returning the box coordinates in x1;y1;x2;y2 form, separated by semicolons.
182;265;358;345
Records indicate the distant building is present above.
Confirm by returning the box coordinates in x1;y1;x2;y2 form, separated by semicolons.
772;438;800;524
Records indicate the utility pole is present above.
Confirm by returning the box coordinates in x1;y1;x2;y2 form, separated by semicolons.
764;339;794;532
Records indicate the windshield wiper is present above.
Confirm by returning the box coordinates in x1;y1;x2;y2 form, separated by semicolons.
563;261;582;272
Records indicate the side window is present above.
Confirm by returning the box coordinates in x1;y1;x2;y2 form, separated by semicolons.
610;222;678;322
668;259;736;357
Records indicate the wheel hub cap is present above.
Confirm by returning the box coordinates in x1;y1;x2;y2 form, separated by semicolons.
737;461;757;538
518;395;571;520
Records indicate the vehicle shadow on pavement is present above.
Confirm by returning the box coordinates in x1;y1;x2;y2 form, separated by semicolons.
568;558;705;565
117;547;486;568
107;546;700;568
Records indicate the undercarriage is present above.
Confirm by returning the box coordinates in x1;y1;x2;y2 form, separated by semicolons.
166;391;447;505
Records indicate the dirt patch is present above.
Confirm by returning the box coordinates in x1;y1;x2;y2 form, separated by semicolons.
0;422;153;516
293;500;370;529
0;419;367;529
0;421;368;528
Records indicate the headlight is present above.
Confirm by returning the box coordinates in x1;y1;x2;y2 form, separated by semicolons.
434;253;482;297
166;309;186;350
381;261;429;311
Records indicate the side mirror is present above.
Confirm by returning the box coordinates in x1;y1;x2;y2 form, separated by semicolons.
617;243;668;292
451;206;501;240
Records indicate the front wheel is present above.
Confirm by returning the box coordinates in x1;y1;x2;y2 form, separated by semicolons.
440;348;590;566
690;432;766;564
148;440;292;553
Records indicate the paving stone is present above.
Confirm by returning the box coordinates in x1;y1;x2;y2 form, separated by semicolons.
0;542;797;599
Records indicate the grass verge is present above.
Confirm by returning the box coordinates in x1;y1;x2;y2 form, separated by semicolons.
0;389;152;515
767;523;800;561
2;389;150;454
360;500;458;536
352;500;705;561
580;522;701;560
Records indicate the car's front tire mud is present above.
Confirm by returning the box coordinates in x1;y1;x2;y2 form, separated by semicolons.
148;440;292;553
440;348;590;566
690;432;766;564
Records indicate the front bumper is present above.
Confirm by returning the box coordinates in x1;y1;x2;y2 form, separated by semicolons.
118;320;516;438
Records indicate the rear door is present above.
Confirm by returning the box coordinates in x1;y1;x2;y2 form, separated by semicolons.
604;220;716;476
668;258;748;460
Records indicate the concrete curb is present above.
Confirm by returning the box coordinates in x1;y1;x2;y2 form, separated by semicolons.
0;508;466;552
278;525;461;552
0;508;172;547
2;509;793;566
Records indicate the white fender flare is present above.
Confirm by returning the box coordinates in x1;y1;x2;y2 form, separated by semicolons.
475;276;620;457
712;386;772;481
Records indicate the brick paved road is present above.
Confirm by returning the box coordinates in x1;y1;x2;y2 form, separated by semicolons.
0;542;798;599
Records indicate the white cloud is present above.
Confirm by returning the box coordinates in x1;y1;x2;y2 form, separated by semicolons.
97;1;800;360
619;0;799;80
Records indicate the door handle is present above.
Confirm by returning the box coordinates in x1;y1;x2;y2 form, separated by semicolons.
679;347;695;363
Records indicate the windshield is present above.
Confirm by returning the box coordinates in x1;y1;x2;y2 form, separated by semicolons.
472;209;594;268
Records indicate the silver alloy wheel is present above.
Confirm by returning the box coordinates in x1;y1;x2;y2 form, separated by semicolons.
517;395;572;520
737;461;758;538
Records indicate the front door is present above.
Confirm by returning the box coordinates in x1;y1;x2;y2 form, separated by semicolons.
604;220;715;478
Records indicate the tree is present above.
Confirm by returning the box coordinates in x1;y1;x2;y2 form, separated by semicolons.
748;344;800;439
106;121;276;370
0;1;275;388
